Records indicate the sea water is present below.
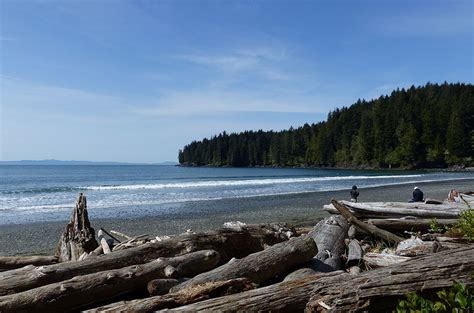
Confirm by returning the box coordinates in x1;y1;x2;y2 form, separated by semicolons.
0;165;472;225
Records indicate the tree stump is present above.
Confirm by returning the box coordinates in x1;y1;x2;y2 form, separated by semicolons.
56;193;98;262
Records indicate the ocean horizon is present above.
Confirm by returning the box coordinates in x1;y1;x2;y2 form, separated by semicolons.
1;165;472;225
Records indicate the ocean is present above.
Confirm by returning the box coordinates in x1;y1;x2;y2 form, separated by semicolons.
0;165;472;225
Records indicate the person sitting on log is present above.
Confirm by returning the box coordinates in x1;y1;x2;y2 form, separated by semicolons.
410;186;424;202
350;185;359;203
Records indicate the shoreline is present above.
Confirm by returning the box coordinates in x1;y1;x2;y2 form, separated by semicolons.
1;178;473;256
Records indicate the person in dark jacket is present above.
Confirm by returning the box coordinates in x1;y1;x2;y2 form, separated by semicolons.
350;185;359;202
411;187;424;202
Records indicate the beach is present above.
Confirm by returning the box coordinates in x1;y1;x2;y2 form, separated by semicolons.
1;178;472;256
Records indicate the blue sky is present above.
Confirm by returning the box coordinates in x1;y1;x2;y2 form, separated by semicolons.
1;0;472;163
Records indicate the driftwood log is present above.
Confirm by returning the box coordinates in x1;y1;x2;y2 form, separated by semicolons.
324;201;464;219
162;271;346;312
331;200;404;244
308;215;349;271
171;235;317;292
88;278;256;312
363;253;411;268
55;193;98;262
367;218;458;232
0;250;219;313
0;256;58;271
306;246;474;312
0;223;292;295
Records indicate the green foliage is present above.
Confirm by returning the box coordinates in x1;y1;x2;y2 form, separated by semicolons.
179;83;474;168
429;218;444;233
394;282;472;313
457;209;474;241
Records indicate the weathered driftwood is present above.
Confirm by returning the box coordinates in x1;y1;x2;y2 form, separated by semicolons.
55;193;98;262
98;228;121;243
171;235;317;292
161;271;346;312
97;229;112;254
363;252;411;268
0;250;220;313
308;215;349;271
367;218;458;232
306;246;474;312
331;200;404;244
324;200;465;219
88;278;256;312
110;230;132;240
147;278;183;296
347;239;363;266
0;256;58;271
0;223;292;295
395;237;442;257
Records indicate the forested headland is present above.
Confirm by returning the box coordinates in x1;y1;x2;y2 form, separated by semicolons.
178;83;473;169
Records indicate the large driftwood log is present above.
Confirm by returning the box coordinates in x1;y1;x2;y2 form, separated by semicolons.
56;193;98;262
324;200;464;219
0;256;58;271
147;278;183;296
363;252;411;268
162;271;346;312
171;235;317;292
88;278;256;312
367;218;458;232
0;250;219;313
331;200;404;244
0;223;292;295
306;246;474;312
308;215;349;271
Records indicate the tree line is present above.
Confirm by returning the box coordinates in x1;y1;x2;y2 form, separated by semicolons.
178;83;474;168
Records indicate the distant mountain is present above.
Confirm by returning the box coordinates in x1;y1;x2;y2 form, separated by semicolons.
0;159;178;165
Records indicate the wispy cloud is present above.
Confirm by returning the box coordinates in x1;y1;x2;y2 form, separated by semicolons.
174;46;293;81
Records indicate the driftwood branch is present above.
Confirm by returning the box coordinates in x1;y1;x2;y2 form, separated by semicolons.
331;200;404;244
0;256;58;271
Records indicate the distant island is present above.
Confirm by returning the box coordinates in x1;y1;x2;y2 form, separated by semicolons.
179;83;473;169
0;159;178;166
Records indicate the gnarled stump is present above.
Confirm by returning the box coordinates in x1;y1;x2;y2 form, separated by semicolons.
308;215;349;271
56;193;98;262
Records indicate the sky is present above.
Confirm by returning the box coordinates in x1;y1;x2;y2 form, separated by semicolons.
0;0;472;163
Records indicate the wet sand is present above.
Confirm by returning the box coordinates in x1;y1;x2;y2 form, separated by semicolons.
0;179;472;256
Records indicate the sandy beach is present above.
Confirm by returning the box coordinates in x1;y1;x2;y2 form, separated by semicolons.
0;178;472;256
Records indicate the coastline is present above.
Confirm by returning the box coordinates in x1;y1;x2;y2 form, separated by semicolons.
1;178;472;256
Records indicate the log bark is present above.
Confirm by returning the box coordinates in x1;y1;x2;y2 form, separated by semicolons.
55;193;98;262
0;223;292;295
0;256;58;271
331;200;404;244
367;218;458;232
171;235;317;292
88;278;256;312
161;271;346;312
308;215;349;271
306;246;474;312
0;250;219;313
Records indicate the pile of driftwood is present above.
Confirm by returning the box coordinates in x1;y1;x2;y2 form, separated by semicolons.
0;193;472;312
